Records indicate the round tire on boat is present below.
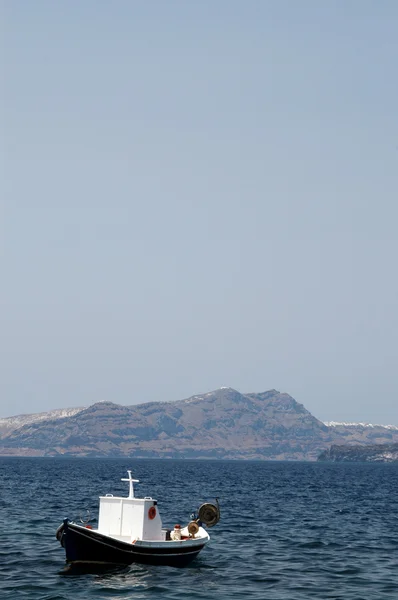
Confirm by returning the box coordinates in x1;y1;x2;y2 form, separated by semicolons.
148;506;157;520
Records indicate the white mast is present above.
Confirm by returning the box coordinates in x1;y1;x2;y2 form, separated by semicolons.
121;470;139;499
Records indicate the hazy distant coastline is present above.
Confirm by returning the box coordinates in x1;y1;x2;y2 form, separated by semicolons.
318;443;398;463
1;388;398;460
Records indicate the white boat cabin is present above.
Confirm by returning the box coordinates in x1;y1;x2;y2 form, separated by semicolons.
97;471;164;541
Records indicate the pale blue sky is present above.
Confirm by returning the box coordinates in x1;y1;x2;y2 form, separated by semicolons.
1;0;397;423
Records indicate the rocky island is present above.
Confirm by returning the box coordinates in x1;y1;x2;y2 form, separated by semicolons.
318;443;398;463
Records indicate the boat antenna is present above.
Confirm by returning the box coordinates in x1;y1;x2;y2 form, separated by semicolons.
121;470;139;498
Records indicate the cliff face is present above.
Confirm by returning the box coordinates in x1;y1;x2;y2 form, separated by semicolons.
0;388;397;460
318;443;398;463
325;422;398;445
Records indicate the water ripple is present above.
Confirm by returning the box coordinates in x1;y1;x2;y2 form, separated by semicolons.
1;458;397;599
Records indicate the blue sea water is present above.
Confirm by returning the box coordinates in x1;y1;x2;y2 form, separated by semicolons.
0;458;397;600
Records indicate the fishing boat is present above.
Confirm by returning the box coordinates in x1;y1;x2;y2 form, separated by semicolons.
56;470;220;567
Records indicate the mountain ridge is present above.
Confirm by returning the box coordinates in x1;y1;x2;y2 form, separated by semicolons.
1;388;397;460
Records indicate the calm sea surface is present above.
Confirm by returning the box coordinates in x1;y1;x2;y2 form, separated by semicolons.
0;458;397;600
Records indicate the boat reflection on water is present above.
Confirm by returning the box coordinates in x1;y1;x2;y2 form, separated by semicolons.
59;561;131;576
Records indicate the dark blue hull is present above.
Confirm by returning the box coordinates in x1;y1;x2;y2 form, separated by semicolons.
56;520;205;568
